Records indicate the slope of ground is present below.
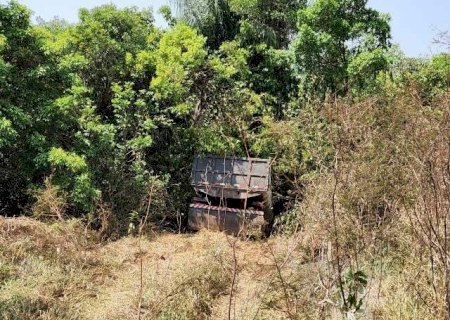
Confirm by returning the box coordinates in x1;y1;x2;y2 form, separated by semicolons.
0;216;428;320
0;217;305;319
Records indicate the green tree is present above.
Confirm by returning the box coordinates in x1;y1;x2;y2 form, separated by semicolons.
47;5;163;226
158;5;177;27
413;53;450;102
151;23;207;115
172;0;239;49
66;4;155;115
0;1;68;213
231;0;306;49
172;0;305;119
293;0;391;97
377;51;450;103
228;0;306;118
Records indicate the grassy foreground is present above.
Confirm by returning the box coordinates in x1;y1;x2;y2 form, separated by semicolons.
0;216;434;320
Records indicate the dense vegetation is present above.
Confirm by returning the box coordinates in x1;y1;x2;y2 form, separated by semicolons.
1;0;450;319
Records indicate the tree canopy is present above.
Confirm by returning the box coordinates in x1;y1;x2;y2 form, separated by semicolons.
0;0;448;233
294;0;391;96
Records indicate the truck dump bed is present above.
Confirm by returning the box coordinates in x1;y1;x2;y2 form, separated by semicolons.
188;155;272;236
191;155;271;198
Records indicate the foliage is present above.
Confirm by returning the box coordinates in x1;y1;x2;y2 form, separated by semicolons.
1;0;449;244
294;0;391;97
172;0;239;49
2;1;450;318
151;23;207;107
343;269;367;314
230;0;306;48
158;5;177;27
0;1;68;214
412;53;450;102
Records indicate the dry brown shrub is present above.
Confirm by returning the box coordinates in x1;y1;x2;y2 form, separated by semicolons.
31;177;67;222
287;90;450;318
398;93;450;318
0;216;98;265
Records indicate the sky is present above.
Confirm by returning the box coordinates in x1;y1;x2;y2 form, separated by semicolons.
2;0;450;57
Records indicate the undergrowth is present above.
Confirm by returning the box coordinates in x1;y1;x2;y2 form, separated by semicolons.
0;89;449;320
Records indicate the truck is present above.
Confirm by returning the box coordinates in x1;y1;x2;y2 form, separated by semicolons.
188;155;273;236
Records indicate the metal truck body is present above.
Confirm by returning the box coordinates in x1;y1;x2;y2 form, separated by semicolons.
188;155;272;236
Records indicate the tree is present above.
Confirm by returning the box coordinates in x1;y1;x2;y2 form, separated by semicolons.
231;0;306;49
158;5;177;27
66;5;155;115
0;1;68;213
172;0;239;49
293;0;391;97
151;23;207;113
46;5;163;225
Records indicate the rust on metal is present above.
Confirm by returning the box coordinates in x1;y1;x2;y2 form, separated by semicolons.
188;155;273;236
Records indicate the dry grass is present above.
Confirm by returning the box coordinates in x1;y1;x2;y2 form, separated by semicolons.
1;215;346;319
1;204;447;320
77;231;303;320
0;216;307;320
0;217;106;319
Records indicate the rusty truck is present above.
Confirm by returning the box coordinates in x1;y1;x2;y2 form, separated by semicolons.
188;155;273;236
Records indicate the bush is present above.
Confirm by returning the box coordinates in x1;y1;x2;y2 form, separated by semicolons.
31;178;67;222
290;89;450;317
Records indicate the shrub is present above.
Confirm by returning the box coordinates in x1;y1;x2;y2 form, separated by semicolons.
31;178;67;222
286;89;450;318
